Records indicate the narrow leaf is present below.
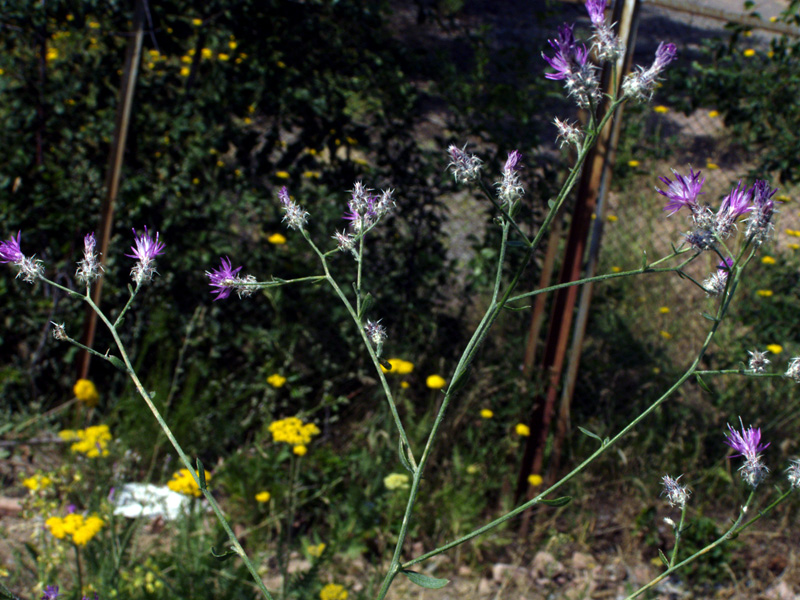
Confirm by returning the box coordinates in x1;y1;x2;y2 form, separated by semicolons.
398;439;415;474
402;570;449;589
196;458;207;490
577;426;602;442
358;293;375;320
106;355;128;373
696;375;712;394
211;546;238;562
538;496;571;507
658;549;669;567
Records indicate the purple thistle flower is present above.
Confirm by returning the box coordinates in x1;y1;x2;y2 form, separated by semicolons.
504;150;522;173
0;231;24;263
725;420;770;487
543;24;588;81
585;0;607;27
746;180;780;244
42;586;60;600
622;41;677;101
206;256;243;301
127;226;165;285
702;259;731;296
1;230;44;283
656;168;706;215
714;181;753;238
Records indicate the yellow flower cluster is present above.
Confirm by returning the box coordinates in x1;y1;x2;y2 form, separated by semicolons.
268;417;320;456
167;468;211;497
380;358;414;375
59;425;112;457
320;583;348;600
307;542;326;558
255;490;271;503
22;474;52;492
383;473;410;490
267;373;287;388
73;378;99;407
45;513;104;546
426;374;446;389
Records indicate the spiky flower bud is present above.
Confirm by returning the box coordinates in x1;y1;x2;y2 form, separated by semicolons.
725;420;770;488
496;150;524;206
787;459;800;488
785;357;800;383
622;42;677;102
554;118;584;149
51;322;68;341
747;349;770;373
278;186;309;231
76;232;104;285
0;231;44;283
448;144;483;184
661;474;691;508
364;319;387;356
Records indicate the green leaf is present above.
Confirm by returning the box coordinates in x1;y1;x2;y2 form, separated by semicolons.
547;199;556;210
538;496;571;507
398;438;415;474
577;425;602;442
210;545;238;562
358;293;375;320
402;570;449;589
701;312;718;322
658;549;669;567
196;458;207;489
641;251;648;270
106;355;128;373
696;375;712;394
448;366;470;395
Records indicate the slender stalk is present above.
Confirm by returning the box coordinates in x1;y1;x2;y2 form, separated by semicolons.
624;491;755;600
74;544;83;595
301;230;416;468
113;284;140;327
669;505;687;567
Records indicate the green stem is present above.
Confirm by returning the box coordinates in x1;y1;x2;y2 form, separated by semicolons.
74;544;83;595
301;230;416;468
624;491;755;600
669;505;687;567
79;294;274;600
113;283;141;328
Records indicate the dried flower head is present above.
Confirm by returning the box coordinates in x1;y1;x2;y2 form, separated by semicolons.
126;226;165;285
364;319;387;355
661;474;691;508
496;150;525;206
724;419;770;487
785;357;800;383
448;144;483;184
51;322;68;341
76;232;104;285
746;180;779;245
747;349;770;373
787;459;800;488
278;186;309;230
554;118;584;148
702;258;732;296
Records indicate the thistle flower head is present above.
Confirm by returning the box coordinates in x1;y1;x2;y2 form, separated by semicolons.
787;459;800;488
0;231;44;283
279;186;309;230
206;256;243;301
656;167;705;215
585;0;607;27
661;474;691;508
746;180;780;244
747;349;770;373
41;586;60;600
785;357;800;383
51;322;68;341
496;150;525;206
364;319;387;355
554;118;584;148
448;144;483;184
543;24;599;107
724;419;769;487
76;232;104;285
126;226;165;285
622;42;677;101
714;181;753;238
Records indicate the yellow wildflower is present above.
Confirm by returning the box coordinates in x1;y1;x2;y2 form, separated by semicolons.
201;48;213;59
267;374;287;388
756;290;773;297
276;60;287;68
45;47;59;62
167;468;210;497
658;306;670;314
611;266;621;273
269;417;320;447
627;160;640;167
653;105;669;113
761;256;776;265
528;474;543;487
383;473;410;490
515;423;530;437
268;233;287;245
255;491;271;503
191;18;202;26
229;41;238;50
790;243;800;250
180;66;190;77
22;474;52;492
660;330;672;340
381;358;414;374
743;48;756;57
275;171;290;179
708;110;719;118
218;53;230;61
320;584;347;600
73;379;99;407
479;408;494;419
88;21;100;29
767;344;783;354
606;215;618;222
307;543;326;558
426;374;446;389
400;381;409;389
706;161;719;170
293;445;307;456
62;424;112;457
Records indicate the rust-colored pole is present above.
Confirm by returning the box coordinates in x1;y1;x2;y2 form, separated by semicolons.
77;0;145;380
516;0;641;534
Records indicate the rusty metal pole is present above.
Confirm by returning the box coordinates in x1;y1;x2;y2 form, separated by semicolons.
516;0;641;534
77;0;145;380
